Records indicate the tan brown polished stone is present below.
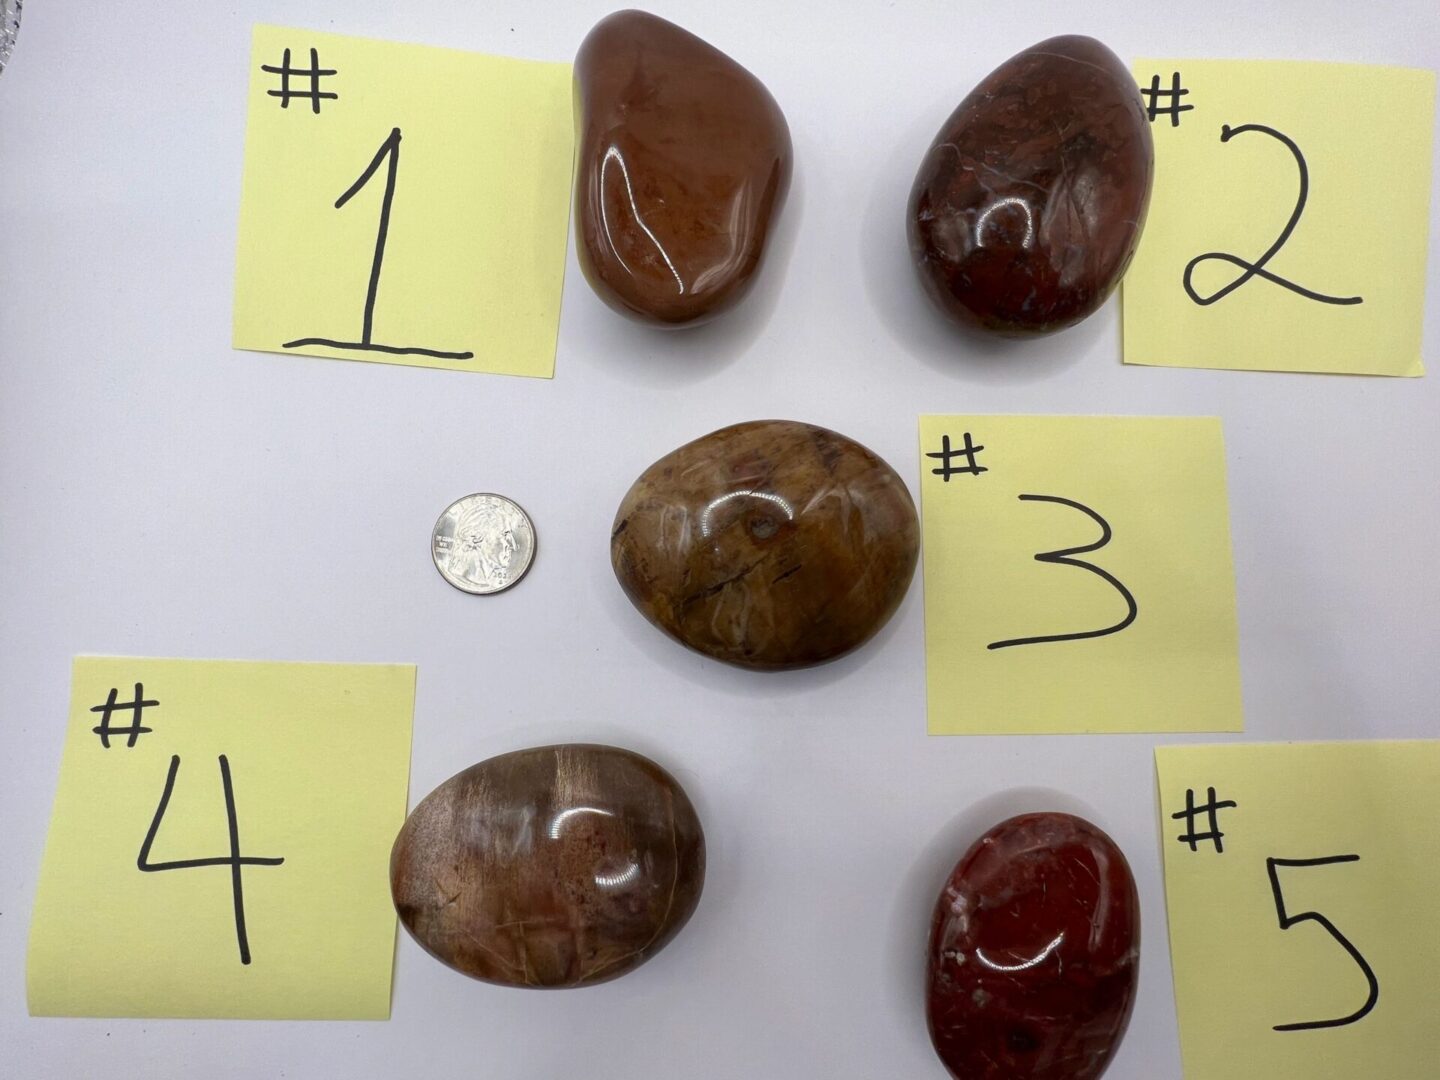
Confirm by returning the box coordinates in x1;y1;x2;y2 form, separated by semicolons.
611;420;919;670
574;10;792;326
908;35;1153;336
390;744;705;989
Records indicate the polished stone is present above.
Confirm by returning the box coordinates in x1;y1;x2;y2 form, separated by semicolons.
390;744;704;988
574;10;792;326
927;812;1140;1079
611;419;918;669
908;36;1153;336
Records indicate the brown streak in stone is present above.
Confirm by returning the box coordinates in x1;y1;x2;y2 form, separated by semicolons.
677;556;767;613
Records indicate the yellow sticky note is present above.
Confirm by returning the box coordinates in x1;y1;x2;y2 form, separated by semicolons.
920;415;1241;734
1157;741;1440;1080
1124;61;1435;376
233;25;573;377
28;657;415;1019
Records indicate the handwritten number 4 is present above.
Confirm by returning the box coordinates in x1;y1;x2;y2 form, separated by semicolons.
1267;855;1379;1031
138;755;284;965
988;494;1138;651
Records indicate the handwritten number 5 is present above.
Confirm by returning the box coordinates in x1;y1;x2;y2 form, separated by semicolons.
988;494;1138;651
1267;855;1379;1031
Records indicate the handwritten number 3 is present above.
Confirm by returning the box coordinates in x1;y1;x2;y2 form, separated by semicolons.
988;495;1138;651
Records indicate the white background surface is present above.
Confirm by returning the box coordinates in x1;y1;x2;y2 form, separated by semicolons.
2;2;1438;1077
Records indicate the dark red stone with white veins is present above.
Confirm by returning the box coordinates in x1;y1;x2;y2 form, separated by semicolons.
907;35;1153;336
926;813;1140;1079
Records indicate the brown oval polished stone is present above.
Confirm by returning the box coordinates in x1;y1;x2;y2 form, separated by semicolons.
390;744;704;989
908;36;1153;336
574;10;792;326
611;420;918;670
927;813;1140;1079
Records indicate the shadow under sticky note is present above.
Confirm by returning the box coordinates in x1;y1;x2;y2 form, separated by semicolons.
1124;60;1435;376
27;657;415;1019
1157;741;1440;1080
920;415;1242;734
233;25;573;377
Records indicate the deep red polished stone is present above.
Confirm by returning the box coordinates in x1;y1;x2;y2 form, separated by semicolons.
926;813;1140;1079
907;36;1153;336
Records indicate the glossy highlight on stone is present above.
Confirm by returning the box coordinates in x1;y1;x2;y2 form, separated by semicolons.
611;420;919;670
390;744;704;989
908;36;1153;336
574;10;792;326
927;813;1140;1079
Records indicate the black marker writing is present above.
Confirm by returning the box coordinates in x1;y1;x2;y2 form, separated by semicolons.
1184;124;1362;307
1143;72;1193;126
1267;855;1379;1031
1172;786;1237;853
283;128;474;361
988;494;1138;650
927;433;988;480
91;684;158;749
261;48;337;114
138;755;285;965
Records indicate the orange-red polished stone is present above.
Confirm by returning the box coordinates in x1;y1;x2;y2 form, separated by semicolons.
908;36;1153;336
611;420;918;669
927;813;1140;1079
574;10;792;326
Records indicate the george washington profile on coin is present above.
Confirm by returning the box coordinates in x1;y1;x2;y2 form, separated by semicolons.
431;494;535;595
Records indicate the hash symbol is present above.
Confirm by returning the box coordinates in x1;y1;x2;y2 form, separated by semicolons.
1142;72;1194;126
1172;786;1237;853
261;47;337;114
91;683;158;749
927;433;988;481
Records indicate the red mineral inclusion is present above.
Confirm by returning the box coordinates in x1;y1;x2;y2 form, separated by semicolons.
926;813;1140;1079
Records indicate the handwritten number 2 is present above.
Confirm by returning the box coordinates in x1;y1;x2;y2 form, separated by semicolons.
1183;123;1363;308
1267;855;1379;1031
988;494;1138;651
138;755;285;965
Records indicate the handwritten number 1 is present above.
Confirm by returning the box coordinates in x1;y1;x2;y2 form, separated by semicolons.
335;126;403;349
138;755;285;965
1267;855;1379;1031
282;127;474;361
988;494;1138;651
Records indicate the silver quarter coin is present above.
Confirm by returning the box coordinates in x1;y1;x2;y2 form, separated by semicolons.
0;0;20;75
431;493;536;595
